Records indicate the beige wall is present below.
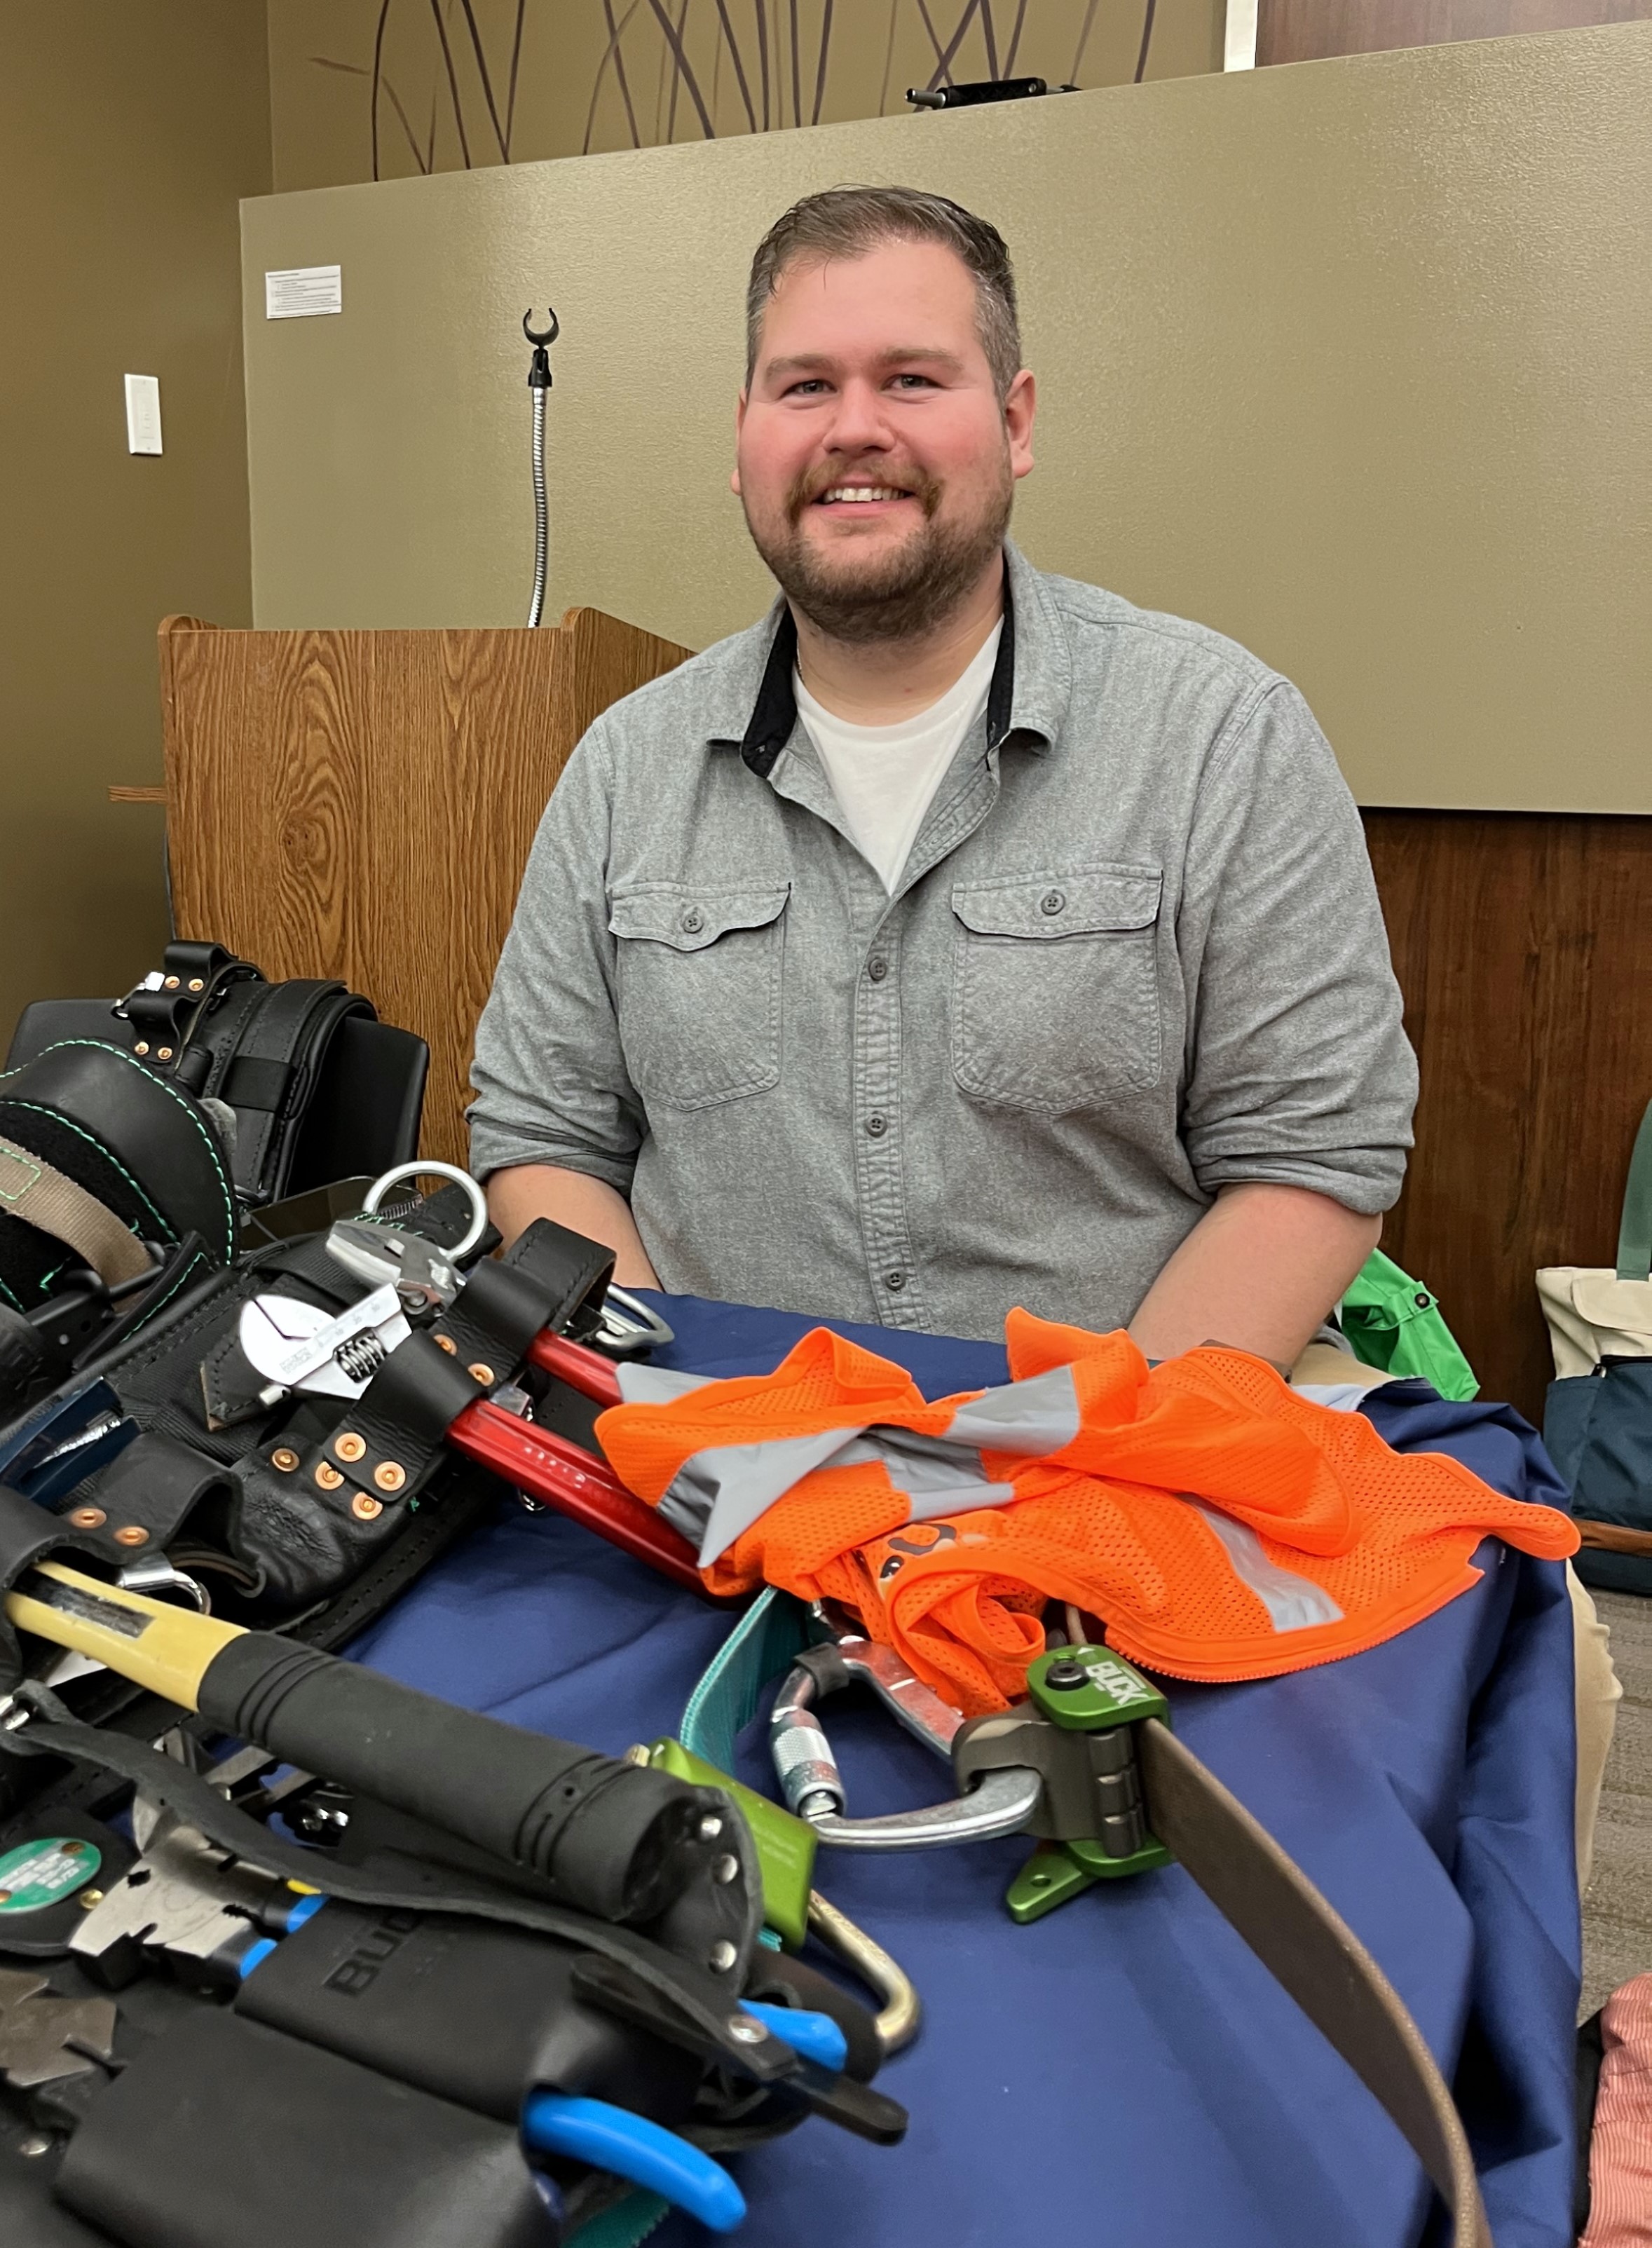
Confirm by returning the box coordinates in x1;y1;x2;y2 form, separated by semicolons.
243;22;1652;812
0;1;271;1040
266;0;1224;189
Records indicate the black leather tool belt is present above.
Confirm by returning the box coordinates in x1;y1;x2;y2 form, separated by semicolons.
0;1190;617;1825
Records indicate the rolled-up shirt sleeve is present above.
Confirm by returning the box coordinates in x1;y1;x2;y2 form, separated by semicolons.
467;721;643;1191
1177;679;1417;1215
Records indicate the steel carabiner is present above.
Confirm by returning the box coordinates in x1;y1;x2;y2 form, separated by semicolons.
769;1609;1042;1851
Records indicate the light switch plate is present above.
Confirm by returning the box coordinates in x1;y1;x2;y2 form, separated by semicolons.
124;373;163;456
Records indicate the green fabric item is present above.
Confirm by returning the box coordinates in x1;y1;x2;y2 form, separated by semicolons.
1340;1249;1479;1402
1615;1099;1652;1281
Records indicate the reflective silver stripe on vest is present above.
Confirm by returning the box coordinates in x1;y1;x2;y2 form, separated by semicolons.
1184;1499;1344;1633
938;1364;1081;1455
630;1362;1077;1564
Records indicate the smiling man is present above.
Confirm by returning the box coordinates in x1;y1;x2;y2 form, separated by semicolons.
469;186;1418;1364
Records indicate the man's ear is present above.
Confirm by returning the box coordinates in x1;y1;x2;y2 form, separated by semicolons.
1004;368;1036;482
731;390;747;496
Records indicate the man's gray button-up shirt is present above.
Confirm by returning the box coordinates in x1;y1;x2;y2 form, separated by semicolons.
469;545;1417;1343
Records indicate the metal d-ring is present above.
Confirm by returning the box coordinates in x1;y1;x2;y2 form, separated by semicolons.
596;1283;676;1358
362;1162;489;1264
805;1888;922;2053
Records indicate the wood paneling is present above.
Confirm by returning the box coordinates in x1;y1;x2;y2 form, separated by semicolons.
158;611;690;1168
1258;0;1652;64
1363;810;1652;1422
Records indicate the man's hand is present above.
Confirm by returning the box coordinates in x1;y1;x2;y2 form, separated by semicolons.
1126;1183;1380;1369
485;1164;662;1288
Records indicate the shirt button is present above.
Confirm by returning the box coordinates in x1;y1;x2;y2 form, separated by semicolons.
866;1113;887;1137
867;957;889;982
679;906;704;934
885;1270;906;1291
1040;889;1066;917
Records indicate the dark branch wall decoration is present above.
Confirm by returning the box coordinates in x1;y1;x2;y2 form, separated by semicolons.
268;0;1223;189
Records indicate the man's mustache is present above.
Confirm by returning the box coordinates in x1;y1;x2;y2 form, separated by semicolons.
784;460;943;525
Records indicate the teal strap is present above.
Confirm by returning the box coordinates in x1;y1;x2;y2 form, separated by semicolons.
680;1586;810;1772
567;2191;670;2247
1617;1101;1652;1282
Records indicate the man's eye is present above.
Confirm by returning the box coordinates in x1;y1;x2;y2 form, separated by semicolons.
890;374;938;390
784;379;830;397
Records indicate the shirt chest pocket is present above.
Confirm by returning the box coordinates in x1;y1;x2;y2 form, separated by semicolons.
609;883;790;1110
950;866;1163;1113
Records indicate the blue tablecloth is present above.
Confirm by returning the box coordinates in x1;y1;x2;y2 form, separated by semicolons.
351;1300;1581;2248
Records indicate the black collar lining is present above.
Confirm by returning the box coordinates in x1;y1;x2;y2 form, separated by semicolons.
737;570;1019;779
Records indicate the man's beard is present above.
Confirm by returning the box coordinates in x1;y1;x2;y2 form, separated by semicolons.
744;453;1014;645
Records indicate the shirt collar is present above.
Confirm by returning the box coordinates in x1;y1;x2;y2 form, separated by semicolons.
720;540;1070;778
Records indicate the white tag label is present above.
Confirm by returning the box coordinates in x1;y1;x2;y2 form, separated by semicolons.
266;265;342;320
123;373;163;455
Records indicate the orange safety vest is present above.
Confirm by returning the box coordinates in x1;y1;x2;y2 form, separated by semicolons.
596;1312;1578;1714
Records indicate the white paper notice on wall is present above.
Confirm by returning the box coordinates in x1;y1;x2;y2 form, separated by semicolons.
124;373;163;456
265;265;343;320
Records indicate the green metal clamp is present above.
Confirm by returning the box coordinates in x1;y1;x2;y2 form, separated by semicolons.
954;1644;1173;1923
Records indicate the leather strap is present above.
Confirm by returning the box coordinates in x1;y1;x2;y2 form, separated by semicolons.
0;1041;238;1267
315;1220;617;1507
124;954;376;1209
198;981;374;1207
55;1432;240;1570
0;1484;116;1691
1135;1719;1491;2248
0;1133;150;1286
122;944;261;1056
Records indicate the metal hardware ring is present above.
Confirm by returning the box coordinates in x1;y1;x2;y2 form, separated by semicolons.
361;1162;489;1264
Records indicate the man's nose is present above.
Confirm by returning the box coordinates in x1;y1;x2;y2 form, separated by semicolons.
823;377;894;454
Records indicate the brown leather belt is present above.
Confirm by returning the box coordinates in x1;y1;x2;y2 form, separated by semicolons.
1138;1718;1490;2248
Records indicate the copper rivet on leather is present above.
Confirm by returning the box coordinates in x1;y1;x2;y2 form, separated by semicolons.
468;1363;495;1386
334;1433;367;1463
435;1334;456;1354
374;1462;407;1493
114;1526;148;1548
315;1463;344;1491
163;977;179;990
133;1043;149;1057
157;1048;173;1062
68;1507;106;1529
271;1448;299;1473
351;1494;383;1521
188;979;204;992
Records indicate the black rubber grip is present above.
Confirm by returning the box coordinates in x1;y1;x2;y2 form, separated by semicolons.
198;1633;702;1925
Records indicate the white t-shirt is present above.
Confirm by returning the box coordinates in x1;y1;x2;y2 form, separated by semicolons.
793;624;1002;894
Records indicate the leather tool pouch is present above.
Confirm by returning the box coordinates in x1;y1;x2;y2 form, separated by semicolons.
27;1199;610;1626
53;2008;561;2248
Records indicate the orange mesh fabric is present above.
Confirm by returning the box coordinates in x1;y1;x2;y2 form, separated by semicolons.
594;1314;1578;1712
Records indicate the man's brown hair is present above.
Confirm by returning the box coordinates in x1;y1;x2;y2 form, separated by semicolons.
745;184;1022;400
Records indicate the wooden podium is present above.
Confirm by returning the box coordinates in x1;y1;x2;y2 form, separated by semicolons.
154;610;690;1169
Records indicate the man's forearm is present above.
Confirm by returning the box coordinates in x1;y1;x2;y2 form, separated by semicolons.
1128;1183;1380;1368
485;1164;662;1288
